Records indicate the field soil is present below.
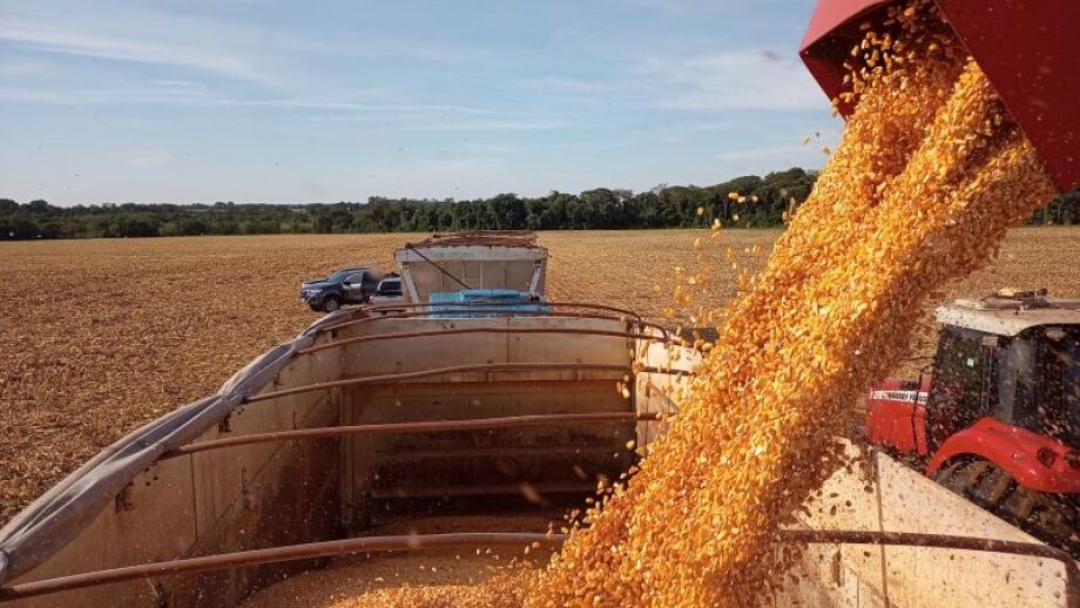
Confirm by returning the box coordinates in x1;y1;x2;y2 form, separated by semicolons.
1;228;1078;524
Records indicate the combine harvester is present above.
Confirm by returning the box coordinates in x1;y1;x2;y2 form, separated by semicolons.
0;232;695;607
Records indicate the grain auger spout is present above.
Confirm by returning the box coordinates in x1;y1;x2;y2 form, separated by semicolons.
801;0;1080;193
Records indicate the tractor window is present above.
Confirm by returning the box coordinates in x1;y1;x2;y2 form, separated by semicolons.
1066;333;1080;445
926;326;988;450
1015;329;1080;447
994;337;1031;423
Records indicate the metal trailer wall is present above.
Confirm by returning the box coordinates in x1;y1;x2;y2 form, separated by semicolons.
336;316;632;379
396;244;547;303
333;315;642;521
0;310;693;608
775;446;1077;608
0;314;352;608
405;259;542;296
634;340;698;450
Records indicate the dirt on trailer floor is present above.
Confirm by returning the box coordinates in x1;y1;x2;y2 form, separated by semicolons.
1;228;1078;524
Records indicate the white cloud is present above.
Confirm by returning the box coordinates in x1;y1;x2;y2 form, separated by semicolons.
0;18;263;81
0;84;216;105
646;50;828;111
299;105;494;122
127;149;175;168
622;0;719;18
690;121;739;132
519;76;608;94
0;57;53;77
403;119;573;132
350;157;513;199
712;130;839;169
714;144;816;162
258;101;491;114
146;79;207;90
0;85;494;119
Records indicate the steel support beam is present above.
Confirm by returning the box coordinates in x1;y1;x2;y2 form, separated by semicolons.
161;412;656;460
242;362;690;405
3;527;1074;603
299;326;679;356
0;533;566;602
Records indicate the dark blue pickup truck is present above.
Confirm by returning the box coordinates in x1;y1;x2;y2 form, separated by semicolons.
299;267;388;312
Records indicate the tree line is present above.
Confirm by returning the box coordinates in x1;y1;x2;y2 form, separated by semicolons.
2;167;1078;240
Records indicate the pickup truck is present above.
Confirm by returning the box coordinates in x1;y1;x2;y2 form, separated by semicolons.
300;267;387;312
368;276;408;313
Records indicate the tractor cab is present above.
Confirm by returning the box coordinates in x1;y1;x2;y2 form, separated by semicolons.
865;290;1080;551
926;291;1080;454
868;290;1080;457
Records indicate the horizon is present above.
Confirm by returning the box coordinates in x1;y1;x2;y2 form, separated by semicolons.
2;165;818;207
0;0;840;206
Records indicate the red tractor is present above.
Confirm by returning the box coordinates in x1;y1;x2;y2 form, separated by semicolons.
866;290;1080;551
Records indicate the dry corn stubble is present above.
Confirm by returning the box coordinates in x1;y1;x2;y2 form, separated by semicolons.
528;3;1055;608
0;235;402;524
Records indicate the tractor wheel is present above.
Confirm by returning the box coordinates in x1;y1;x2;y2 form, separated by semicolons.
935;459;1080;556
967;462;1014;507
933;458;984;496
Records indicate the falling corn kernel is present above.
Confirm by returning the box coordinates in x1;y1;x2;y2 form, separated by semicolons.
529;2;1055;607
261;2;1060;606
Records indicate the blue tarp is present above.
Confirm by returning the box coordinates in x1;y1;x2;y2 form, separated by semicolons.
426;289;551;318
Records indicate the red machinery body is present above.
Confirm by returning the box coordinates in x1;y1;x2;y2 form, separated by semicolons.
927;418;1080;494
865;377;930;456
866;380;1080;494
801;0;1080;191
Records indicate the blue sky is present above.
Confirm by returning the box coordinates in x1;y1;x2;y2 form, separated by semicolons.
0;0;840;205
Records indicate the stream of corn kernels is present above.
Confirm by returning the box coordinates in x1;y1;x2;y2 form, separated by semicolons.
305;2;1057;606
527;4;1055;607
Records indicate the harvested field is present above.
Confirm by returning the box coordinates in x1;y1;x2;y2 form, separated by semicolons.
1;227;1078;524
